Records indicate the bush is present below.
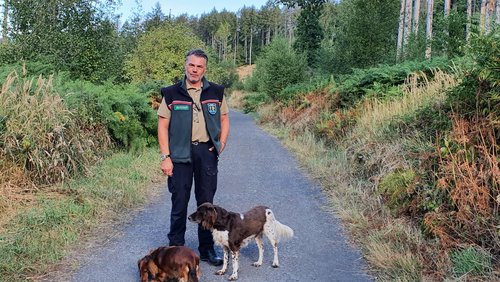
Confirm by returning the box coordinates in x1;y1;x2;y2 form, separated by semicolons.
0;71;111;185
337;57;453;108
243;72;261;92
252;37;308;100
0;61;58;82
243;92;272;113
278;75;332;104
207;60;239;89
446;32;500;118
55;79;157;152
377;169;416;214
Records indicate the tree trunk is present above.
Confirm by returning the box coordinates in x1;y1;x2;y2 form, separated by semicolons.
244;36;248;64
261;29;265;47
466;0;473;41
234;29;238;65
397;0;406;60
425;0;434;59
479;0;488;35
444;0;451;17
2;0;8;44
496;0;500;24
413;0;421;34
485;0;496;34
249;27;253;65
266;27;271;45
403;0;413;48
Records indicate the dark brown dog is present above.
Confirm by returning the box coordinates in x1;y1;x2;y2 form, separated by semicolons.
138;246;201;282
188;203;294;281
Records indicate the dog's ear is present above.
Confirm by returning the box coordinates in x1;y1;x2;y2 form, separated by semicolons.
138;257;149;282
202;206;217;230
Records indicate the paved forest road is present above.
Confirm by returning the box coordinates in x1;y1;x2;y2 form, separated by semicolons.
70;111;373;282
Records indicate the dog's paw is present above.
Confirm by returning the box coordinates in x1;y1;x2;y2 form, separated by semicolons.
215;269;226;275
251;262;262;267
228;274;238;280
272;263;280;268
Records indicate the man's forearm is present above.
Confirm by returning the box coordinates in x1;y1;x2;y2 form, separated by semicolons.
220;114;230;144
158;117;170;154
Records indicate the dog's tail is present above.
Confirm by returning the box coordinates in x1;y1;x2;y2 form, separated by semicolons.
265;209;294;242
187;264;200;282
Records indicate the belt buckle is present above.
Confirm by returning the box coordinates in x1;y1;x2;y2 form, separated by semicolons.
192;141;199;145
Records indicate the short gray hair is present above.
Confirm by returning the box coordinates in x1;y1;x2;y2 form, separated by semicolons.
185;49;208;64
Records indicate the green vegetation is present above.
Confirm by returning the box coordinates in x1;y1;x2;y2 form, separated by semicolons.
1;0;499;281
0;148;162;281
249;38;308;99
237;31;500;280
451;246;493;277
124;22;205;84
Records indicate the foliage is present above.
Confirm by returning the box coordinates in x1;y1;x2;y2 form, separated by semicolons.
124;21;205;84
0;61;58;81
337;57;453;108
431;2;468;59
242;92;272;114
7;0;125;83
252;37;308;99
377;169;416;214
447;32;500;118
0;71;111;186
423;115;500;251
451;246;493;277
280;0;326;66
278;75;332;103
205;60;239;89
328;0;400;73
54;78;157;152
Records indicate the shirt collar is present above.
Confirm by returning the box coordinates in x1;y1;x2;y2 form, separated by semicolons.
181;76;211;91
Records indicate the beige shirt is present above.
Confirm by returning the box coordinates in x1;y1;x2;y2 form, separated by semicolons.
157;80;229;142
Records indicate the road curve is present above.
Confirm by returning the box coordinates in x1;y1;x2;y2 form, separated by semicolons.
70;110;373;282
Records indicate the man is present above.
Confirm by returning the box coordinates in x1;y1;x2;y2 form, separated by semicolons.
157;49;230;266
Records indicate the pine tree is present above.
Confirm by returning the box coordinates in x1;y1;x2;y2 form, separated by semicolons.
280;0;326;67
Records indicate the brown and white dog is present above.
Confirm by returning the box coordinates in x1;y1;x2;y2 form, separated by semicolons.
188;202;294;281
138;246;201;282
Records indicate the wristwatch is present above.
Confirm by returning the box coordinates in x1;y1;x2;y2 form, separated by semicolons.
160;154;170;161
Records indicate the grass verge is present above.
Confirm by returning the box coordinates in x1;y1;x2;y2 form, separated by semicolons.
0;148;163;282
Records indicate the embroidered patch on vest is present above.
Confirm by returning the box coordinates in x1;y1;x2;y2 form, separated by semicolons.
207;103;218;115
173;104;190;111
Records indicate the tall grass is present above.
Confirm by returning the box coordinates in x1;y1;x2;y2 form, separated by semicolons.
353;70;458;140
0;70;111;187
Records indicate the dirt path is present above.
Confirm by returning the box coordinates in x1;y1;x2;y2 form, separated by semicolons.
69;110;373;282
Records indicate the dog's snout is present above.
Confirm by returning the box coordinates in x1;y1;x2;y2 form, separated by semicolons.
188;212;196;222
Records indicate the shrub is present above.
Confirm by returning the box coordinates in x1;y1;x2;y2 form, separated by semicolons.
55;79;157;152
446;32;500;118
378;169;416;214
242;72;261;92
0;71;111;186
207;60;239;89
252;37;308;100
278;75;332;104
243;92;272;114
337;57;453;108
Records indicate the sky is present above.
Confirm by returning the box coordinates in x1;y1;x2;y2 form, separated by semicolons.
117;0;271;21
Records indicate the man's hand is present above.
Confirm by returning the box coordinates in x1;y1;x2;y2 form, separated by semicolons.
161;158;173;176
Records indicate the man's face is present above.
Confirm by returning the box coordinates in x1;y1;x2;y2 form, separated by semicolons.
185;55;207;85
